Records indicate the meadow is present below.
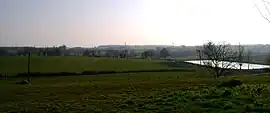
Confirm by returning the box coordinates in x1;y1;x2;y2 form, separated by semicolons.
0;56;191;76
1;56;270;112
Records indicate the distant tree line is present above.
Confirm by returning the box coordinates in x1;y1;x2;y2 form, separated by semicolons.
0;45;172;59
83;49;137;58
0;45;67;56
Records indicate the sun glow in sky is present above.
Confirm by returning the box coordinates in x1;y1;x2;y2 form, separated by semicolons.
0;0;270;47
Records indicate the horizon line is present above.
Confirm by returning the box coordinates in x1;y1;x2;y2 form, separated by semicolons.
0;44;270;48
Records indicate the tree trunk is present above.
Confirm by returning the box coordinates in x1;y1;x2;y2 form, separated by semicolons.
239;64;242;70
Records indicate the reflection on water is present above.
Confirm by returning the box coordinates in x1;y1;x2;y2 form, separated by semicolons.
185;60;270;69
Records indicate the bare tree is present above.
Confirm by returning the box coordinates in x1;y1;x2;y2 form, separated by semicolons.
247;50;252;70
196;49;202;65
256;0;270;23
236;43;245;70
201;41;238;78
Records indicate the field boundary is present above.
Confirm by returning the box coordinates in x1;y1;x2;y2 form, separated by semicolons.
4;69;198;77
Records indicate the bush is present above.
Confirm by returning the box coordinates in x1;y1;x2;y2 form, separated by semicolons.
16;80;29;84
217;79;242;88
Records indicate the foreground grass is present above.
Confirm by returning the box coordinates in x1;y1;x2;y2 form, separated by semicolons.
0;56;193;76
1;72;270;112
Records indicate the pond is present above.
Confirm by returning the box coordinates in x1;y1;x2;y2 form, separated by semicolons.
185;60;270;70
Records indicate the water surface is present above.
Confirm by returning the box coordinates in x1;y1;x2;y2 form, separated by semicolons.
185;60;270;69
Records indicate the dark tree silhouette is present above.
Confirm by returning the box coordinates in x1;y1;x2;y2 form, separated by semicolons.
160;48;170;58
236;43;245;70
201;41;239;78
0;49;7;56
141;50;156;59
247;50;252;70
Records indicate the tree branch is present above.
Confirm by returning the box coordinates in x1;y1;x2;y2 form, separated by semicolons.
256;3;270;23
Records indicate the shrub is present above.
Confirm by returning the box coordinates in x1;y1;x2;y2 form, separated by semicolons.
16;80;29;84
217;79;242;88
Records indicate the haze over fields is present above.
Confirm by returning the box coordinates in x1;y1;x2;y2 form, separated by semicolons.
1;0;270;47
3;1;270;113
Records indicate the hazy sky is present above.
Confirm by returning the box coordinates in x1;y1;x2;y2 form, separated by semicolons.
0;0;270;47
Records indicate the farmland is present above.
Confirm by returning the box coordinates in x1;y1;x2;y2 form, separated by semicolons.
0;56;194;76
1;56;270;112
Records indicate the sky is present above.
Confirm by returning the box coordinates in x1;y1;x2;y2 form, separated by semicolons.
0;0;270;47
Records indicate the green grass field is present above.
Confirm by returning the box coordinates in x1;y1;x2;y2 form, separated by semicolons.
1;56;270;112
0;56;193;76
1;72;270;113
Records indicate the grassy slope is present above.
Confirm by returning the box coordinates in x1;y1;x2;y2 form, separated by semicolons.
0;56;191;75
1;71;270;113
2;56;270;112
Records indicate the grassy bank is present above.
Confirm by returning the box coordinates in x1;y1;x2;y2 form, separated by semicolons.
1;71;270;112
